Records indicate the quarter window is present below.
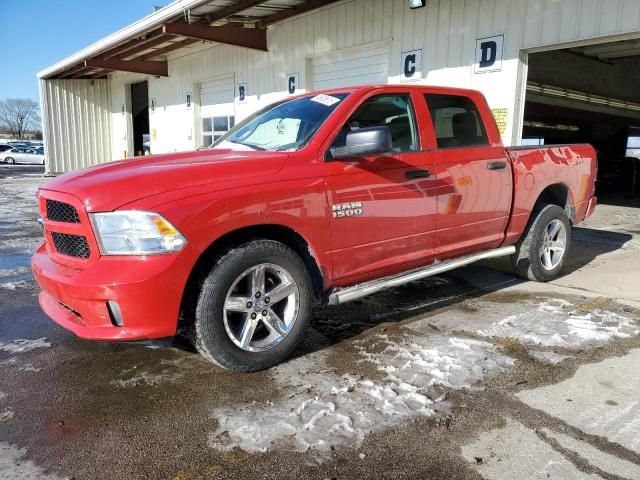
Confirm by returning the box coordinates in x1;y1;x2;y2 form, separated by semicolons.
424;94;489;148
330;94;419;153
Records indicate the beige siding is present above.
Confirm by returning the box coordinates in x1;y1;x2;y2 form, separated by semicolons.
42;0;640;171
40;79;112;173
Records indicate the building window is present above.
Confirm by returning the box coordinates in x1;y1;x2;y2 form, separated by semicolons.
202;116;235;147
424;94;489;148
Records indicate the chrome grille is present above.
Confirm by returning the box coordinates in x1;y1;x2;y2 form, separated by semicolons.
46;200;80;223
51;232;91;259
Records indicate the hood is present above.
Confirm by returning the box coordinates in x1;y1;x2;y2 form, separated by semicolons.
41;148;289;212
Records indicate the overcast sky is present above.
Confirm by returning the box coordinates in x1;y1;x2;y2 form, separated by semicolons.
0;0;168;101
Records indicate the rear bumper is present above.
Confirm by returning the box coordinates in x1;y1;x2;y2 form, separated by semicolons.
31;244;194;341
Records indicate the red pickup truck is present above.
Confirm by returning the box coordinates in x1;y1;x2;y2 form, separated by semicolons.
32;85;597;371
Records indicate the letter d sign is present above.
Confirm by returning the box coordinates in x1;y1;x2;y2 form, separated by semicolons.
475;35;504;73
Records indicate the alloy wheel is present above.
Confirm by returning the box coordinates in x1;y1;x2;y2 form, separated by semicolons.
222;263;300;352
540;219;567;271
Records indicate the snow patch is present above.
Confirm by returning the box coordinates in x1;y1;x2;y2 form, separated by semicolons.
355;334;516;391
0;442;65;479
476;299;638;349
0;266;30;278
209;335;513;458
0;237;42;254
530;351;574;365
0;280;30;290
0;338;51;354
0;409;14;422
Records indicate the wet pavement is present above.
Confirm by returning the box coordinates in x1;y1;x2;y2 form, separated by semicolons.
0;173;639;480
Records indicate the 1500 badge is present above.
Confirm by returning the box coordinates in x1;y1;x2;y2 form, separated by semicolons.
332;202;363;218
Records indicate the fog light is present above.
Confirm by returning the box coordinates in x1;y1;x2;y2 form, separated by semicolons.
107;301;124;327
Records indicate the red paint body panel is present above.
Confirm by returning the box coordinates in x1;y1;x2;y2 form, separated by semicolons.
32;84;597;341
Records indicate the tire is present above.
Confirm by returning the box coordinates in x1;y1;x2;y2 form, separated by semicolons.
193;240;313;372
512;204;571;282
5;157;15;165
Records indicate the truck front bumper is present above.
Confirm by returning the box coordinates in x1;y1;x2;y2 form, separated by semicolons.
31;244;193;341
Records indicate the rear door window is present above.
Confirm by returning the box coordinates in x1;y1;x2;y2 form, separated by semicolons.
424;94;489;148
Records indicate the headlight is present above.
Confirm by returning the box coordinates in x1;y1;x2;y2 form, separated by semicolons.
90;211;187;255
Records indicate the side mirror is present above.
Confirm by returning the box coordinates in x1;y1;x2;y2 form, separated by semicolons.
329;126;392;160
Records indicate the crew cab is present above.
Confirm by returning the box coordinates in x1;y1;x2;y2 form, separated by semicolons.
32;85;597;371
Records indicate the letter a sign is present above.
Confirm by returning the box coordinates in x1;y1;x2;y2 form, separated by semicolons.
475;35;504;73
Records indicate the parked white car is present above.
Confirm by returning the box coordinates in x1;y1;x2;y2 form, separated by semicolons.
0;147;45;165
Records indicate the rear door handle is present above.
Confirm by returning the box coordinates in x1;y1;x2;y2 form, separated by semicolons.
487;161;507;170
405;169;432;179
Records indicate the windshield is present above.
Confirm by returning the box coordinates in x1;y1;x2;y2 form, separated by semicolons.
212;93;349;152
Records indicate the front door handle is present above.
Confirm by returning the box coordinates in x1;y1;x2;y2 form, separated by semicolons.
405;169;432;179
487;161;507;170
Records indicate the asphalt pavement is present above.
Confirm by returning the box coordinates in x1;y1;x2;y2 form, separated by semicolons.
0;173;638;480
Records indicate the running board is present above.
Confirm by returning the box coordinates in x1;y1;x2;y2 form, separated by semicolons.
328;245;516;305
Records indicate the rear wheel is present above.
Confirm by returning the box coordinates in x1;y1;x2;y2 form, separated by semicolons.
5;157;15;165
193;240;313;371
512;204;571;282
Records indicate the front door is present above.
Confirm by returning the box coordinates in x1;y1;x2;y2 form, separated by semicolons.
422;92;512;259
321;92;438;284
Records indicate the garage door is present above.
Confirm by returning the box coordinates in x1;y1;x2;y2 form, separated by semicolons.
200;75;235;146
312;43;390;91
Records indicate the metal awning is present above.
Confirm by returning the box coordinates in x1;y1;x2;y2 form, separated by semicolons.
38;0;339;80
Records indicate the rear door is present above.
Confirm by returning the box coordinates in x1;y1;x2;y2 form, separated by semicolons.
421;92;512;259
321;91;437;283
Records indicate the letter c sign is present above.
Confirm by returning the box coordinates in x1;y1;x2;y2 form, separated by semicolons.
475;35;504;73
400;49;422;81
287;73;299;95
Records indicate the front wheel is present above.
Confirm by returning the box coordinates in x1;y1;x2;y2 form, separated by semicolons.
192;240;313;371
512;204;572;282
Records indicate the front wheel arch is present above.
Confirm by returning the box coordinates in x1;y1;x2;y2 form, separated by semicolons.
177;224;324;336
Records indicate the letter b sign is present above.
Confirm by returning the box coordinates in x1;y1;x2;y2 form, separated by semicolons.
475;35;504;73
238;83;247;103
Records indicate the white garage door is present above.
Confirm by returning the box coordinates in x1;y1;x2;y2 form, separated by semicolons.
312;43;390;91
200;75;235;146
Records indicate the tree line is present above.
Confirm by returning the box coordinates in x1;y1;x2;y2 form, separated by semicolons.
0;98;42;139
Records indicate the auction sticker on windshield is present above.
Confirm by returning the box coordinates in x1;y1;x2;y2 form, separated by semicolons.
310;94;342;106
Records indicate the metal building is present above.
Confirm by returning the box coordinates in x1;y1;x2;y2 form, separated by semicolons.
39;0;640;197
